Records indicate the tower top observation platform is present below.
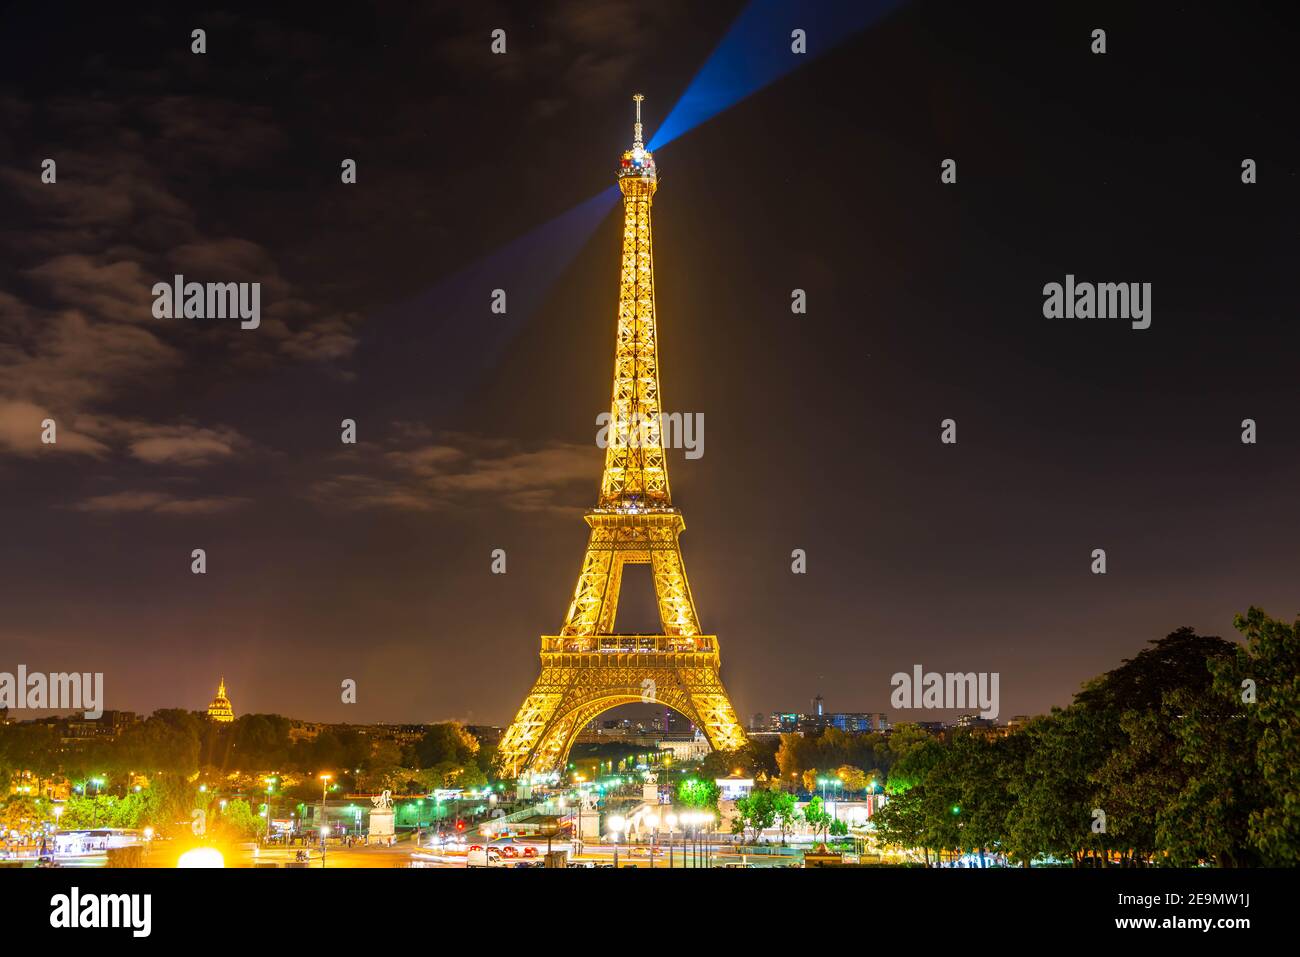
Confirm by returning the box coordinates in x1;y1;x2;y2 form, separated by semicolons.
618;93;656;183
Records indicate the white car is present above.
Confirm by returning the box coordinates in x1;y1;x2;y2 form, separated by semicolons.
467;845;504;867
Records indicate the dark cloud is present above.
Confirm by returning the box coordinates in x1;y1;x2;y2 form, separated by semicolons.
309;429;597;516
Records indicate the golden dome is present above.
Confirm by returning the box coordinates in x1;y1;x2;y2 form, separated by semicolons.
207;677;234;723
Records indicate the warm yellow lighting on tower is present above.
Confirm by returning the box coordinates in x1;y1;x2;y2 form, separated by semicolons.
497;96;746;778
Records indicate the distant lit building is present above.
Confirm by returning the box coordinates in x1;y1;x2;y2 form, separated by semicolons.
657;730;710;763
767;707;889;734
769;712;801;732
825;712;890;732
62;710;138;741
715;775;754;801
206;677;235;723
288;719;322;743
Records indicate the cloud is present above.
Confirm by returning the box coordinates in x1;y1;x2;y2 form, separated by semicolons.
0;311;183;411
25;254;156;324
309;429;600;515
71;491;250;515
0;399;109;456
0;92;361;467
124;424;245;466
0;396;250;468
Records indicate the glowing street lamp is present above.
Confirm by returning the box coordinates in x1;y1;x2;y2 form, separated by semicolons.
263;777;277;844
664;812;678;868
608;814;626;868
318;773;332;867
177;847;224;868
645;813;661;868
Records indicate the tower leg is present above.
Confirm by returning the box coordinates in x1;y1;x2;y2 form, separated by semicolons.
497;658;747;777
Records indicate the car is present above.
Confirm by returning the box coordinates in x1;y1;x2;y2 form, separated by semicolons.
467;846;503;867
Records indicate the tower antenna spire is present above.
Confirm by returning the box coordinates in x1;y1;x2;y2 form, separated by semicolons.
632;93;645;148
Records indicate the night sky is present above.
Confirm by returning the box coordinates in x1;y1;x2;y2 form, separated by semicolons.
1;1;1296;728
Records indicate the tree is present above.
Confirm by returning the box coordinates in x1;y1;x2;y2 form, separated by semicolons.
677;778;720;814
770;789;799;844
0;795;45;836
775;733;810;789
1082;626;1235;866
695;748;745;781
1166;608;1300;866
118;710;203;777
218;798;265;840
1004;710;1097;866
881;723;933;768
415;723;479;769
696;741;779;782
1157;686;1260;866
836;765;871;795
733;789;775;843
804;795;832;841
873;789;927;858
885;737;943;795
57;794;118;830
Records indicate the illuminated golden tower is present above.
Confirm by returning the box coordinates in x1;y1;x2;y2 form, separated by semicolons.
206;677;234;723
498;96;747;778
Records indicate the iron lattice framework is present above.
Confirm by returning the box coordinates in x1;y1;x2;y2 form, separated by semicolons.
498;96;747;778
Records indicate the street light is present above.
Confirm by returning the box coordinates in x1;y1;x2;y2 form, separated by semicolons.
263;777;277;845
318;773;332;867
645;813;660;869
665;812;678;868
609;814;626;868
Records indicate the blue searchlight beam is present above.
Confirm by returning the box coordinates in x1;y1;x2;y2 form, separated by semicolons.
648;0;907;152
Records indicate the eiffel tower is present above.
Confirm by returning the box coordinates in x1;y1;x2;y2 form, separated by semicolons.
497;95;747;778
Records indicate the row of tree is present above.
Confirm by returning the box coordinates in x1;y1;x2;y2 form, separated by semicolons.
1;789;269;843
872;609;1298;866
0;714;491;811
693;723;939;797
729;788;847;842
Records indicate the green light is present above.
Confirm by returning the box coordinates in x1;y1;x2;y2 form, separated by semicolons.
951;805;961;815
